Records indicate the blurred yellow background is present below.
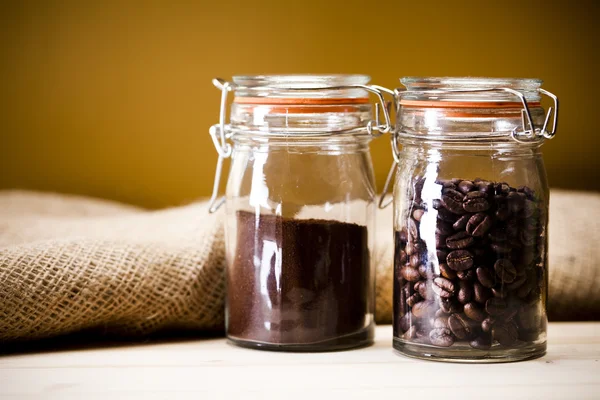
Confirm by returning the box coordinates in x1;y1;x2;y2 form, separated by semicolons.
1;1;598;208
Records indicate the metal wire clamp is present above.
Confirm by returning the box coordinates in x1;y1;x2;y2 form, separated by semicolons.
207;78;395;213
378;86;560;209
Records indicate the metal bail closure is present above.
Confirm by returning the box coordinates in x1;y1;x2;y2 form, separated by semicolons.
207;79;396;213
377;86;560;208
501;87;559;144
208;78;234;213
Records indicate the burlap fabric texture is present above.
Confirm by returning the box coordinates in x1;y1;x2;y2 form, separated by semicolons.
1;189;598;342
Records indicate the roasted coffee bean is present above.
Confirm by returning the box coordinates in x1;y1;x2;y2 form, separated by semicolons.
491;287;508;299
415;328;430;343
495;182;511;195
458;280;473;304
520;199;537;219
447;250;474;271
437;249;448;262
446;231;475;249
410;252;426;268
429;328;455;347
415;281;430;300
418;264;430;279
407;292;422;307
397;228;408;244
452;214;472;230
401;266;421;282
495;204;511;221
466;213;492;237
494;259;517;283
402;325;417;339
434;316;450;329
440;298;463;314
493;321;518;346
507;191;526;213
458;180;475;194
448;314;474;340
433;276;455;298
399;281;407;313
412;301;436;318
477;181;494;194
399;312;413;332
481;317;495;333
441;189;466;214
463;191;490;213
407;219;419;242
473;282;493;304
486;298;508;316
412;209;425;222
397;249;408;266
457;269;476;281
435;234;447;249
470;333;493;350
406;240;425;256
439;263;457;280
437;179;455;188
518;185;535;199
437;207;458;223
520;229;537;247
435;309;448;318
476;267;495;288
436;221;455;236
464;302;487;322
506;273;528;290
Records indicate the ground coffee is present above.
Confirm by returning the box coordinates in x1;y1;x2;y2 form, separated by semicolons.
227;210;371;350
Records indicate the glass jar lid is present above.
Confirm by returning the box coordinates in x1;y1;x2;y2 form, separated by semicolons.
210;74;393;138
207;74;394;213
395;76;559;145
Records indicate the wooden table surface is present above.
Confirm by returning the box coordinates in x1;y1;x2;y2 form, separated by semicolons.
1;322;599;400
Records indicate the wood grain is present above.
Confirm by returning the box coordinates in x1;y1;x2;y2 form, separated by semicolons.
1;323;599;400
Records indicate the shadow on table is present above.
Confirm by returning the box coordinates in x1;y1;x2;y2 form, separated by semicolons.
0;328;225;357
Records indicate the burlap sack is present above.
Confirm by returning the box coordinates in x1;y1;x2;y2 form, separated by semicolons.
0;191;225;341
1;189;598;342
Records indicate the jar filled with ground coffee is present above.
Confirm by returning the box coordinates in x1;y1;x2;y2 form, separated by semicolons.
387;77;558;362
209;75;393;351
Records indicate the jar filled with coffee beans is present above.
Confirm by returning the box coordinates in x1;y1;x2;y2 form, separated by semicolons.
386;77;559;362
208;75;394;351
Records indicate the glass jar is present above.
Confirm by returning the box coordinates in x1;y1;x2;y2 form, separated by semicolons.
208;75;393;351
389;77;559;362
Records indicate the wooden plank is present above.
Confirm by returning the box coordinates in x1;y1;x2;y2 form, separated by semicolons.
0;323;599;400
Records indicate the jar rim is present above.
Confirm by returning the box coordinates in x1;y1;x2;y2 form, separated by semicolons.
398;77;544;104
400;76;543;91
232;74;371;89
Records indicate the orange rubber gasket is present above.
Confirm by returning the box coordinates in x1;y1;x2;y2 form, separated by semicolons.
234;97;370;105
234;104;367;114
400;100;541;109
417;111;531;118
